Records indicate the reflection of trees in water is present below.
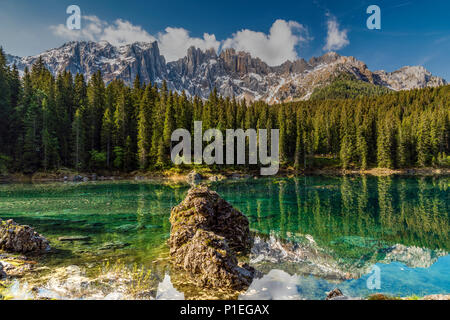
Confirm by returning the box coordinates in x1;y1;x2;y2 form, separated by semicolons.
217;176;449;253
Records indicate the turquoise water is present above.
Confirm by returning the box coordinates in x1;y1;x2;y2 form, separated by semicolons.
0;176;448;299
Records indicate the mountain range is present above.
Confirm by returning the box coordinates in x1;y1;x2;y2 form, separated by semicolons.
6;41;447;104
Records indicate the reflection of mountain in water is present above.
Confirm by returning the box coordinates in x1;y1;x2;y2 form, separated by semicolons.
156;274;185;300
154;232;448;300
249;233;448;282
381;244;447;269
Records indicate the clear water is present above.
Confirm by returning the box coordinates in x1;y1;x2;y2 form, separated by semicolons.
0;176;448;299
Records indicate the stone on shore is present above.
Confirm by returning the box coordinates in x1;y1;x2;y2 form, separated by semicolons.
169;185;254;290
208;175;226;182
0;219;50;254
186;171;203;184
326;288;344;300
422;294;450;300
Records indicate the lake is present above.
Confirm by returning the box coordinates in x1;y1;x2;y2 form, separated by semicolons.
0;175;448;300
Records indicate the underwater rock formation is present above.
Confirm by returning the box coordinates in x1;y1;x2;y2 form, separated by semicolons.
0;219;50;254
169;185;254;290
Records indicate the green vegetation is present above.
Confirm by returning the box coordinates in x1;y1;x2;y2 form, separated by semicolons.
97;259;153;298
0;47;448;174
310;75;391;100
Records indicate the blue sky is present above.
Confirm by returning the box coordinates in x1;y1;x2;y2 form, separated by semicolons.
1;0;449;80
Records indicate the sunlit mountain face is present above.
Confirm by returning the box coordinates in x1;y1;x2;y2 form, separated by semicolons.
6;41;446;104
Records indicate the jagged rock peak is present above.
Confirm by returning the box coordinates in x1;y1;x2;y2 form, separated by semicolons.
6;41;447;104
309;51;341;66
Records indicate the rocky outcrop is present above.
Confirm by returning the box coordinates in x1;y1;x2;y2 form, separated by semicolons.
326;288;344;300
0;219;50;254
11;41;167;86
169;186;254;290
173;229;254;289
374;66;446;91
0;261;6;279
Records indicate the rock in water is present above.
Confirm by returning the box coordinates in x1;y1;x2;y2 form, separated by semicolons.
0;219;50;254
170;186;251;253
326;288;344;300
58;236;91;242
169;186;254;290
174;230;254;289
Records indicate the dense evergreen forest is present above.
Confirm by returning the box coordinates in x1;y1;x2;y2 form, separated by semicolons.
310;74;392;101
0;48;449;174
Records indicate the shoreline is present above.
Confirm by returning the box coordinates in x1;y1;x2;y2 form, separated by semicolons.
0;167;449;183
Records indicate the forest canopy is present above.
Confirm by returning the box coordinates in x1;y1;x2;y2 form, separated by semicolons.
0;48;449;174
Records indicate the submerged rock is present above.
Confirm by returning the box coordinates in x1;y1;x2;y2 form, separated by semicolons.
98;242;131;251
58;236;91;242
169;185;254;290
0;219;50;254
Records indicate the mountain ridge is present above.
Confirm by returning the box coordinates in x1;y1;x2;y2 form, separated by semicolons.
6;41;447;104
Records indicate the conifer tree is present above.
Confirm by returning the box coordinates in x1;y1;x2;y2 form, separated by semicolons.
42;97;60;170
0;48;12;156
0;59;448;174
137;85;154;169
162;93;176;165
72;108;84;170
101;107;114;168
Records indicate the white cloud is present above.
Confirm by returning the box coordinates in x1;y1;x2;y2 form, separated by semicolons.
50;16;156;46
102;19;156;45
323;15;349;51
157;28;220;62
222;20;310;66
50;16;310;65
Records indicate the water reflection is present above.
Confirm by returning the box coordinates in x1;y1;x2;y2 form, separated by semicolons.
214;176;449;253
0;175;448;299
156;274;184;300
240;270;304;300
